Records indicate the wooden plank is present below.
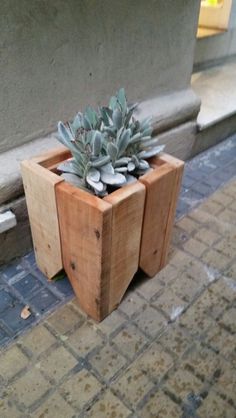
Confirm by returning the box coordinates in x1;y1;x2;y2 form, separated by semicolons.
104;182;145;311
21;160;64;278
139;162;178;277
56;182;112;321
32;146;70;167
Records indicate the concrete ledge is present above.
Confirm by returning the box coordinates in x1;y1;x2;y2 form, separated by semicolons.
0;196;32;264
0;134;60;205
136;88;201;134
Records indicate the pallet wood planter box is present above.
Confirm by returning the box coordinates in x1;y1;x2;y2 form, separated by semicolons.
21;147;183;321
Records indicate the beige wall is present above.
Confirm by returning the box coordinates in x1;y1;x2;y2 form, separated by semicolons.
1;0;200;153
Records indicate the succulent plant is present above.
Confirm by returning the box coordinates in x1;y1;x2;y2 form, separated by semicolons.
56;88;165;196
57;121;126;196
100;88;165;178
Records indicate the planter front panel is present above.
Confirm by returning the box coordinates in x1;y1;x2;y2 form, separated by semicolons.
21;160;64;278
139;154;184;277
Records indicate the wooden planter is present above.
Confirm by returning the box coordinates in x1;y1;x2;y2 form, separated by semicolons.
21;147;183;321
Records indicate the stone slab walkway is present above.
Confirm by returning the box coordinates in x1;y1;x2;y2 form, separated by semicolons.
0;135;235;349
0;169;236;416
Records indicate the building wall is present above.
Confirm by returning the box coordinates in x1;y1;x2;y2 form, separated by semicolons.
0;0;200;153
194;0;236;70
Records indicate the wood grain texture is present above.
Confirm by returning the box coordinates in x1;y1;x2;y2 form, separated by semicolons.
21;160;64;278
139;154;184;277
104;182;145;312
56;182;113;321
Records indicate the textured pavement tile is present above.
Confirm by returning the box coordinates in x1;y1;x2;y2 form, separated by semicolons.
13;274;43;298
86;390;132;418
67;322;104;357
0;346;28;381
47;304;84;335
214;363;236;405
165;368;203;402
199;199;224;216
33;392;75;418
211;190;233;206
0;400;26;418
193;286;228;319
201;248;231;271
210;277;236;303
135;276;164;300
10;367;51;408
134;342;173;382
112;324;147;360
183;238;208;258
170;250;195;272
139;390;182;418
154;264;179;287
28;288;60;314
197;391;236;418
133;305;167;338
152;288;186;320
59;369;103;411
169;272;202;303
39;345;78;383
112;364;154;408
0;289;15;313
1;303;35;332
158;324;193;357
214;237;236;260
194;227;221;246
94;310;125;336
18;325;56;357
180;303;214;337
119;292;146;317
204;324;236;359
219;307;236;333
89;345;127;380
218;208;236;225
183;344;221;382
177;217;200;235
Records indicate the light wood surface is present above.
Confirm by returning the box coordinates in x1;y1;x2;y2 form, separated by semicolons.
104;182;145;312
21;160;64;278
139;154;184;277
56;182;113;321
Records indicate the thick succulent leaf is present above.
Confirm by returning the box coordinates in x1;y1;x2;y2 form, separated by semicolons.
86;177;104;192
100;107;111;126
115;166;128;173
60;173;92;192
142;126;153;136
140;116;152;131
117;88;127;114
72;113;84;131
84;115;92;130
100;162;114;174
109;96;118;111
131;154;140;167
127;161;136;172
112;108;123;129
57;160;82;176
92;131;102;156
140;136;152;142
130;132;141;144
104;126;116;138
85;106;98;128
117;128;131;157
124;174;137;185
107;142;118;161
138;159;150;170
86;168;100;182
100;171;126;186
114;157;131;167
57;121;74;146
89;155;111;168
138;144;165;159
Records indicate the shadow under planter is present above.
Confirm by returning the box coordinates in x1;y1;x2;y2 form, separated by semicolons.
21;148;184;321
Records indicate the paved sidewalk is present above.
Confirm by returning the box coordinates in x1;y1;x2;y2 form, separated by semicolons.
0;177;236;417
0;135;236;348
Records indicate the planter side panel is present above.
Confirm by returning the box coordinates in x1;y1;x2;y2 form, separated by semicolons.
139;156;184;277
21;161;64;278
104;182;145;311
56;182;112;321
